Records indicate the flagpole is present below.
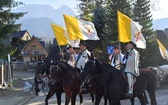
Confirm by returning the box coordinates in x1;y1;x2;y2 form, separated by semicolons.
58;45;65;61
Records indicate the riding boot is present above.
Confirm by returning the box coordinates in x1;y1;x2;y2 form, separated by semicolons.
126;73;133;98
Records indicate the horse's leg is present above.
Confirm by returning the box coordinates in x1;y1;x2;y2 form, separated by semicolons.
56;92;62;105
109;99;118;105
137;93;147;105
45;90;54;105
65;93;70;105
147;89;157;105
34;78;40;95
90;92;94;103
130;98;135;105
79;93;83;104
71;93;77;105
104;95;107;105
95;94;102;105
143;92;149;104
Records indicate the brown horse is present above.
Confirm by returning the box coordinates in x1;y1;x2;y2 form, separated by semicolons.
56;61;81;105
45;65;63;105
82;57;157;105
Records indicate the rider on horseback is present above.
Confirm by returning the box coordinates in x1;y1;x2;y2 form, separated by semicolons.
66;45;76;67
122;41;140;98
109;45;124;70
76;41;91;73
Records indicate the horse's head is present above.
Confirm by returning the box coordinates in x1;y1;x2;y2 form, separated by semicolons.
81;54;97;84
48;66;60;85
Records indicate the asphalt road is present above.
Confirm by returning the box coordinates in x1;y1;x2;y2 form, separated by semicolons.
13;70;168;105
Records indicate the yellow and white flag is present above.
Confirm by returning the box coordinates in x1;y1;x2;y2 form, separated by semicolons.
156;39;168;59
63;14;99;40
51;23;80;47
118;11;146;49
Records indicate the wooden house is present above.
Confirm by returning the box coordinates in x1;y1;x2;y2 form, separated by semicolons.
21;36;48;62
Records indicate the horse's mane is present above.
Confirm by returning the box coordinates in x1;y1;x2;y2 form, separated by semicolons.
95;59;117;72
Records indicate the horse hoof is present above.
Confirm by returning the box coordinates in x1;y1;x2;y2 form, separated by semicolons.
35;93;39;96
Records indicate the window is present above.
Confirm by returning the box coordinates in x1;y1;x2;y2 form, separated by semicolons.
31;45;36;50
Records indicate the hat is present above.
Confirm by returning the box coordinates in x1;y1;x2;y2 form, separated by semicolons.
66;45;72;49
113;45;120;49
125;41;136;47
73;46;80;49
80;41;87;46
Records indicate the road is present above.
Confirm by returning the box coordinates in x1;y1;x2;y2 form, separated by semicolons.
12;70;168;105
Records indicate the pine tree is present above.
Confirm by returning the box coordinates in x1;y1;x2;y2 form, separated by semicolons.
0;0;25;58
100;0;132;60
133;0;165;67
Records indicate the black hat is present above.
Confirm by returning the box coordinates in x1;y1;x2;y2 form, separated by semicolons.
113;45;120;49
125;41;136;47
80;41;87;46
73;46;80;49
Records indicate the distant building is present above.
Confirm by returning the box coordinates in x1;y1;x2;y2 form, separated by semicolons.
11;30;31;41
21;35;48;62
156;29;168;49
11;30;48;62
164;28;168;39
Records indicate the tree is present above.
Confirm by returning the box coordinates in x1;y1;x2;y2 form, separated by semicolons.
0;0;25;58
132;0;165;67
77;0;106;58
100;0;132;61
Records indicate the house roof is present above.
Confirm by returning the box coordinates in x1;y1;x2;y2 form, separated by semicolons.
156;30;168;49
21;36;48;55
11;30;28;38
156;30;168;41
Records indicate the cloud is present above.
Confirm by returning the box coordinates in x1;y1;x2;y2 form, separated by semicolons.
152;0;168;20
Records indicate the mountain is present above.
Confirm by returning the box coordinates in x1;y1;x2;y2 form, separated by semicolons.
12;4;77;41
152;18;168;30
12;4;168;40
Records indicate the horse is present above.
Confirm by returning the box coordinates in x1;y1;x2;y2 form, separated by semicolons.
56;61;81;105
45;65;63;105
34;58;52;95
81;56;157;105
34;60;48;95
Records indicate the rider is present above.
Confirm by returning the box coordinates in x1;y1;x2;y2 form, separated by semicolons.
66;45;76;67
76;41;91;73
122;41;140;98
109;45;124;70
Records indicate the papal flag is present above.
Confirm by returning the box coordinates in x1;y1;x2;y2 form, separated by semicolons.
156;39;168;59
51;23;80;47
63;14;100;40
118;11;146;49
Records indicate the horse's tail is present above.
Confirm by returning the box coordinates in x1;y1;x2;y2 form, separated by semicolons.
147;66;157;75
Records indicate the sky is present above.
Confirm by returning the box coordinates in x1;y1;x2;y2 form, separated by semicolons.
15;0;168;20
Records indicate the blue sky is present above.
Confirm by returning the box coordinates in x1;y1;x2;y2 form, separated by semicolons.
15;0;168;20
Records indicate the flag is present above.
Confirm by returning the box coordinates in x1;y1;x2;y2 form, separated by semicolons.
63;14;99;40
51;23;80;47
156;39;168;59
51;23;70;45
118;11;146;49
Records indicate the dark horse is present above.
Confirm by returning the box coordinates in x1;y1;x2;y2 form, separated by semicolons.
34;58;51;95
56;61;81;105
81;57;157;105
46;61;95;105
45;65;63;105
